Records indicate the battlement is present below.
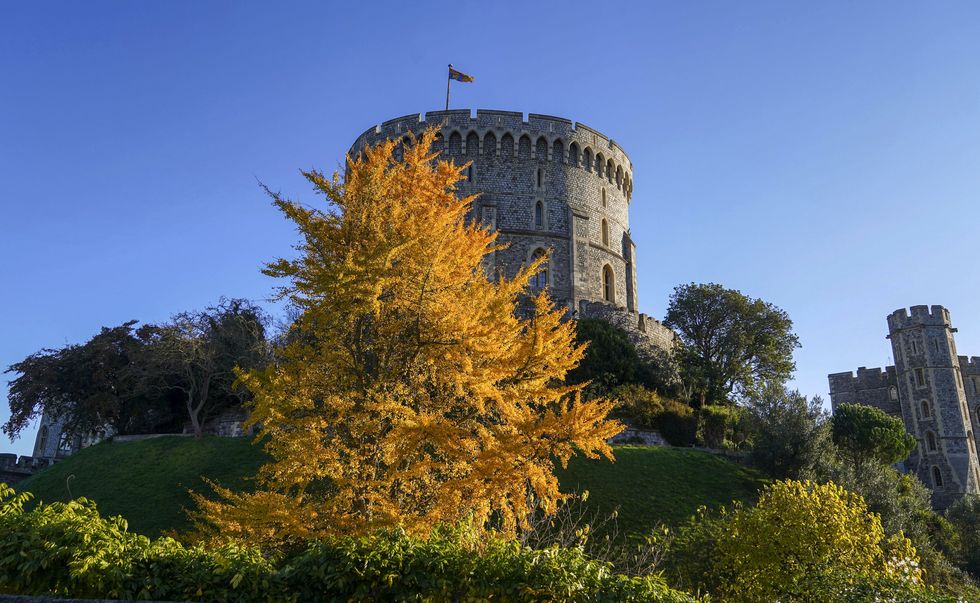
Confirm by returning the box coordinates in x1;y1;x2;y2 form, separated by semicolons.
578;300;677;356
887;305;951;331
960;356;980;374
828;366;897;393
349;109;633;174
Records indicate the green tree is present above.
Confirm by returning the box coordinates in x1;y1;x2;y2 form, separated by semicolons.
135;298;268;438
831;403;916;473
4;322;177;441
663;282;799;407
946;495;980;577
744;383;832;479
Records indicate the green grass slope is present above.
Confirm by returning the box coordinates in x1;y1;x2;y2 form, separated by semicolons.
556;446;768;538
15;436;268;537
15;437;766;539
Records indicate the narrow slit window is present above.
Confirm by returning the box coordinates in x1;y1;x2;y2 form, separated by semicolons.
534;201;544;230
536;168;542;188
927;431;938;452
911;340;919;354
933;466;944;488
915;368;925;387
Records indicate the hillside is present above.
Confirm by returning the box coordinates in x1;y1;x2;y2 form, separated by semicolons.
15;436;766;538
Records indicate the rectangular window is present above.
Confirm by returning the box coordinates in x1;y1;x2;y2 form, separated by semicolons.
915;368;925;387
972;378;978;395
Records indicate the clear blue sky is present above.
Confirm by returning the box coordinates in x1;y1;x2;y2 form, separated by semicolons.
3;1;980;456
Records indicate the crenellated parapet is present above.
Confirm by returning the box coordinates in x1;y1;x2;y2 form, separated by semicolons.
349;109;634;202
828;366;899;415
887;305;953;332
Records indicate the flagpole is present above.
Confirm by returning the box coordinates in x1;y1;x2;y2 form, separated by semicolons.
445;64;452;110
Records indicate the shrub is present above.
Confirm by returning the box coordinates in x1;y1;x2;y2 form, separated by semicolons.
656;400;697;447
697;404;740;449
0;484;695;602
665;480;946;602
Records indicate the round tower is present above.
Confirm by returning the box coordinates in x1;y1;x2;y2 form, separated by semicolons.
887;305;980;508
349;110;637;316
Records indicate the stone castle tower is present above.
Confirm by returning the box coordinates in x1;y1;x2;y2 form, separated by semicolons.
349;109;676;352
829;305;980;509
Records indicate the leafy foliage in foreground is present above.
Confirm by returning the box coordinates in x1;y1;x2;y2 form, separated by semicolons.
664;480;960;602
0;484;694;602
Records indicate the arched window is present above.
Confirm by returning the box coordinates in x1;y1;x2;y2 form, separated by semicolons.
448;131;462;155
889;386;898;401
602;265;615;303
483;131;497;156
921;400;931;418
534;200;544;230
601;188;607;207
518;135;532;159
596;153;605;177
535;136;548;160
568;142;579;167
583;148;593;172
37;425;49;454
536;168;543;189
932;466;944;488
616;166;624;189
432;132;444;154
601;219;609;247
926;430;938;452
465;131;479;156
500;133;514;157
552;139;565;164
466;165;474;182
531;248;548;290
607;159;615;182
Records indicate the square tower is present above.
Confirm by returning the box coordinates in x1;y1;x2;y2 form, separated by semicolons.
887;305;980;508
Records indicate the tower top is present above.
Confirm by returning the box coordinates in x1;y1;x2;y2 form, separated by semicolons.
887;305;952;332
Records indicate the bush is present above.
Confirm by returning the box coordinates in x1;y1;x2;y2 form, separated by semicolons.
697;405;743;449
664;480;952;602
0;484;695;602
655;400;697;447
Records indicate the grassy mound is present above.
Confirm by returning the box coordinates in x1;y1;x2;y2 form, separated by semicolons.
15;435;267;537
15;436;766;538
556;446;768;536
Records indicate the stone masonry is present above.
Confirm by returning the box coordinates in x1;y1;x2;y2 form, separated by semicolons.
348;109;676;352
829;305;980;509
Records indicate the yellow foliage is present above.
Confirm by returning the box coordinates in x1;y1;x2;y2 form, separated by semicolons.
194;130;622;544
714;479;921;602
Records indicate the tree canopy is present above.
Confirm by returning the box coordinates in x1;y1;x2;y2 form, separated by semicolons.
663;282;799;406
831;403;917;473
4;299;267;443
194;130;621;544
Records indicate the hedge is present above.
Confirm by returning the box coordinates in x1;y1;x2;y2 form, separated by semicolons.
0;484;694;602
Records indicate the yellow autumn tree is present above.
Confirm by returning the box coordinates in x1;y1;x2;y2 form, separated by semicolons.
194;130;622;544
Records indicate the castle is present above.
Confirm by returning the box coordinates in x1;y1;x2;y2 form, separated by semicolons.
829;305;980;509
29;109;675;464
349;109;677;355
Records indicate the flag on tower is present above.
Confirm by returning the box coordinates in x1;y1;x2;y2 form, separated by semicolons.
449;66;474;83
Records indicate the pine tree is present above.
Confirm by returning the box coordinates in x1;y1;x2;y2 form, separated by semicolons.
194;130;622;543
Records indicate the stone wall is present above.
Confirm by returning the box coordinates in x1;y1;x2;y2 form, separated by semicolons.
349;110;638;316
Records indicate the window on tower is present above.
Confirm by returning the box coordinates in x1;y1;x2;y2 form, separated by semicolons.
926;430;938;452
915;368;925;387
933;466;944;488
